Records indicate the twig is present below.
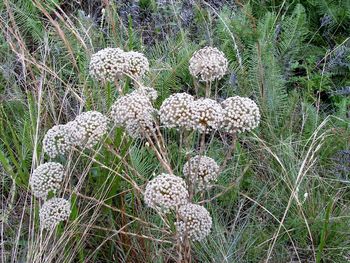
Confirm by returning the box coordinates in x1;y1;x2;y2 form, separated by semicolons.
203;1;243;69
145;133;173;174
67;190;169;232
82;224;173;244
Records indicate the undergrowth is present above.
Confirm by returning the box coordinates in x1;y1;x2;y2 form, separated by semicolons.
1;0;349;262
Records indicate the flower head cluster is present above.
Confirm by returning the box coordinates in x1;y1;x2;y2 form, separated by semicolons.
144;173;189;212
39;198;71;229
124;119;154;139
89;48;149;82
159;93;195;130
183;156;219;190
176;204;212;242
111;94;154;125
89;48;127;82
111;93;155;138
191;98;223;133
43;124;74;158
29;162;64;198
131;86;158;102
221;96;260;133
70;111;109;148
124;51;149;79
189;46;228;82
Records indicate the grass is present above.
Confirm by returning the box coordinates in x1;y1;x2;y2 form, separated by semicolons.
1;0;350;262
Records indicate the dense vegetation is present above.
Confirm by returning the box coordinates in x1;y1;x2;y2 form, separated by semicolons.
1;0;349;262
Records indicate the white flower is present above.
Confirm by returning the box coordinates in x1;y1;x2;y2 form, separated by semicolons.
111;94;154;125
176;203;212;242
29;162;64;198
221;96;260;133
70;111;109;148
110;93;155;138
43;124;74;158
183;155;219;190
39;198;71;229
131;86;158;102
303;192;308;203
124;51;149;79
124;118;155;139
189;46;228;82
159;93;195;130
191;98;223;133
89;47;128;82
144;173;189;212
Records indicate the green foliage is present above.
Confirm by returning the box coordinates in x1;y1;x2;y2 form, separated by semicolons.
1;0;350;262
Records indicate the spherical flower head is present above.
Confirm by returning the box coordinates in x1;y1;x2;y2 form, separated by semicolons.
221;96;260;133
124;117;155;139
39;198;71;230
89;47;127;82
29;162;64;198
176;204;212;242
144;173;189;213
159;93;195;130
124;51;149;79
131;86;158;102
111;93;155;137
111;94;154;125
183;155;219;190
43;124;74;158
189;46;228;82
191;98;223;133
124;120;144;139
70;111;109;148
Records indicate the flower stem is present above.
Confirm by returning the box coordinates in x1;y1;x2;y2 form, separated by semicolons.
114;79;123;95
145;133;173;175
205;81;211;97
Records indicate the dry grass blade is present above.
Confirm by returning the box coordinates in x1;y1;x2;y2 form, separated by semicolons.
265;118;331;262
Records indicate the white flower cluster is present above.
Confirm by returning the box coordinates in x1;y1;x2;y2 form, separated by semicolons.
110;93;155;138
124;119;154;139
111;94;154;125
189;46;228;82
191;98;223;133
144;173;189;212
43;124;74;158
176;203;212;242
131;86;158;102
39;197;71;229
29;162;64;198
159;93;195;130
89;48;127;82
70;111;109;148
123;51;149;80
89;48;149;82
221;96;260;133
159;94;225;133
183;155;219;190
